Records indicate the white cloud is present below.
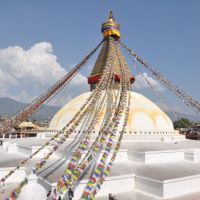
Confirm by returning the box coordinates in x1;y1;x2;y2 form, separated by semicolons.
134;72;164;91
0;42;88;104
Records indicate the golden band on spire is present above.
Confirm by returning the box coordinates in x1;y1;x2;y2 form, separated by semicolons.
101;10;121;38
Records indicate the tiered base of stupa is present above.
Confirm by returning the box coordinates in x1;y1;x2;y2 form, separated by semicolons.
2;135;200;200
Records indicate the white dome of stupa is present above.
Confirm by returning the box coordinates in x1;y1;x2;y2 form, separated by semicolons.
17;172;47;200
49;91;176;134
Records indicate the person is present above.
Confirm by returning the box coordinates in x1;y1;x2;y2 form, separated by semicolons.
47;190;51;197
68;188;74;200
108;193;116;200
1;178;5;194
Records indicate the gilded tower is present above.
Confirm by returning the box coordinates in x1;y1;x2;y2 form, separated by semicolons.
88;11;135;90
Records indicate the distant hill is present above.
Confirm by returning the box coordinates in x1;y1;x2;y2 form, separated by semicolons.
0;97;60;121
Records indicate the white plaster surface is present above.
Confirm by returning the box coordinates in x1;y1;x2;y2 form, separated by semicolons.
2;138;200;199
49;91;175;133
0;167;26;183
96;190;200;200
18;173;47;200
0;182;20;200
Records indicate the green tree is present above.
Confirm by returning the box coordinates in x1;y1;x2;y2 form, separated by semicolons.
173;118;192;129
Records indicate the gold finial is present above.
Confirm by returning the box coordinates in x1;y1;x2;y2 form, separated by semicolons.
108;10;114;22
101;10;120;38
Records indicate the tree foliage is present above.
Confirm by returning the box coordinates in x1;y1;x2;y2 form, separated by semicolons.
173;118;192;129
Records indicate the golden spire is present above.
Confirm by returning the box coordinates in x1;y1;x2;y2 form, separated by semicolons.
88;11;135;90
108;10;114;22
101;10;121;38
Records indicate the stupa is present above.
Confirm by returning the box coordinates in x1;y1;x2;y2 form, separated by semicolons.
50;11;182;141
1;11;200;200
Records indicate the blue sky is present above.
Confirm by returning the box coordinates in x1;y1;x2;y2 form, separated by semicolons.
0;1;200;116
